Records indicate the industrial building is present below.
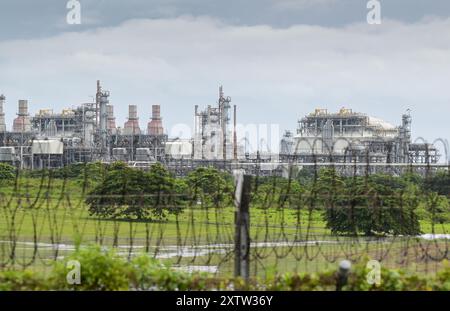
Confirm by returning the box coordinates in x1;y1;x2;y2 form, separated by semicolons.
0;82;240;171
280;108;439;164
0;82;444;176
0;81;169;169
193;86;237;160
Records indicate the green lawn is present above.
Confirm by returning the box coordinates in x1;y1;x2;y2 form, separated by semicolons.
0;177;449;277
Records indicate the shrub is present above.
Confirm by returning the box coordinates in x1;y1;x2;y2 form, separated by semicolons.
0;270;48;291
0;163;16;184
432;261;450;291
129;254;209;291
50;245;131;291
344;262;439;291
1;257;449;291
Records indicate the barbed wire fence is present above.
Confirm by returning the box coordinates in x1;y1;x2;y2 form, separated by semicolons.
0;152;449;279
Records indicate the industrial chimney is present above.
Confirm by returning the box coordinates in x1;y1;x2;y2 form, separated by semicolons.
123;105;140;135
13;100;31;132
0;94;6;132
106;104;116;133
147;105;164;135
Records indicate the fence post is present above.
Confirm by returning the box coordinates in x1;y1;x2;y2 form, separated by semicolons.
336;260;351;291
233;170;251;280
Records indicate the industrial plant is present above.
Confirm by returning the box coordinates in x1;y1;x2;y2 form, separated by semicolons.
0;81;442;175
280;108;439;165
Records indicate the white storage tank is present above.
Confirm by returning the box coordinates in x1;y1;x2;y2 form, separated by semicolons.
165;140;193;159
32;140;64;154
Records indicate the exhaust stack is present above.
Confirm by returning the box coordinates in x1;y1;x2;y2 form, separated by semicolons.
123;105;140;135
147;104;164;135
106;104;116;132
13;100;31;132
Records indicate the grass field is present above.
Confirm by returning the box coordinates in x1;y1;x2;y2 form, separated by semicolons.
0;177;449;277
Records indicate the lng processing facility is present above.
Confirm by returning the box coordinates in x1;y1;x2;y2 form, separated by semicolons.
0;81;446;175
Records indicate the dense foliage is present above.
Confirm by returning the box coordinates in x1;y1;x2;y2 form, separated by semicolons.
316;169;422;235
252;176;303;209
0;163;16;183
2;161;448;235
186;166;233;207
424;171;450;195
0;246;449;291
86;162;184;220
251;169;433;236
85;164;233;220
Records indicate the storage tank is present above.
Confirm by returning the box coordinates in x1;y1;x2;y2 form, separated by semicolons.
32;140;64;154
165;140;193;159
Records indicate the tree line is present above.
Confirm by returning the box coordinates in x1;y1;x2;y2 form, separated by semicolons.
0;162;449;236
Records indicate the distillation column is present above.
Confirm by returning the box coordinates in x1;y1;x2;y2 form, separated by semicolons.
0;95;6;132
219;86;231;160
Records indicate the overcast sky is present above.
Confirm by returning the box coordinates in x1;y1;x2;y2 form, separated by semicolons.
0;0;449;153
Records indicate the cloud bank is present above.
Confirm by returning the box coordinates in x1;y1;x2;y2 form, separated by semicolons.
0;16;449;144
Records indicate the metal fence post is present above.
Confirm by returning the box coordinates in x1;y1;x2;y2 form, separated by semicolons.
336;260;351;291
234;170;251;280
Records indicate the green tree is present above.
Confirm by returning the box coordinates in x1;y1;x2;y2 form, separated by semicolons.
296;167;316;186
86;162;183;220
424;171;450;195
77;161;107;189
425;192;450;225
0;163;16;186
143;162;184;218
186;166;232;207
252;176;303;209
321;172;421;236
86;162;145;219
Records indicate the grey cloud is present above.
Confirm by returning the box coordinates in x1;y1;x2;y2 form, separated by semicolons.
0;16;449;144
1;0;450;41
